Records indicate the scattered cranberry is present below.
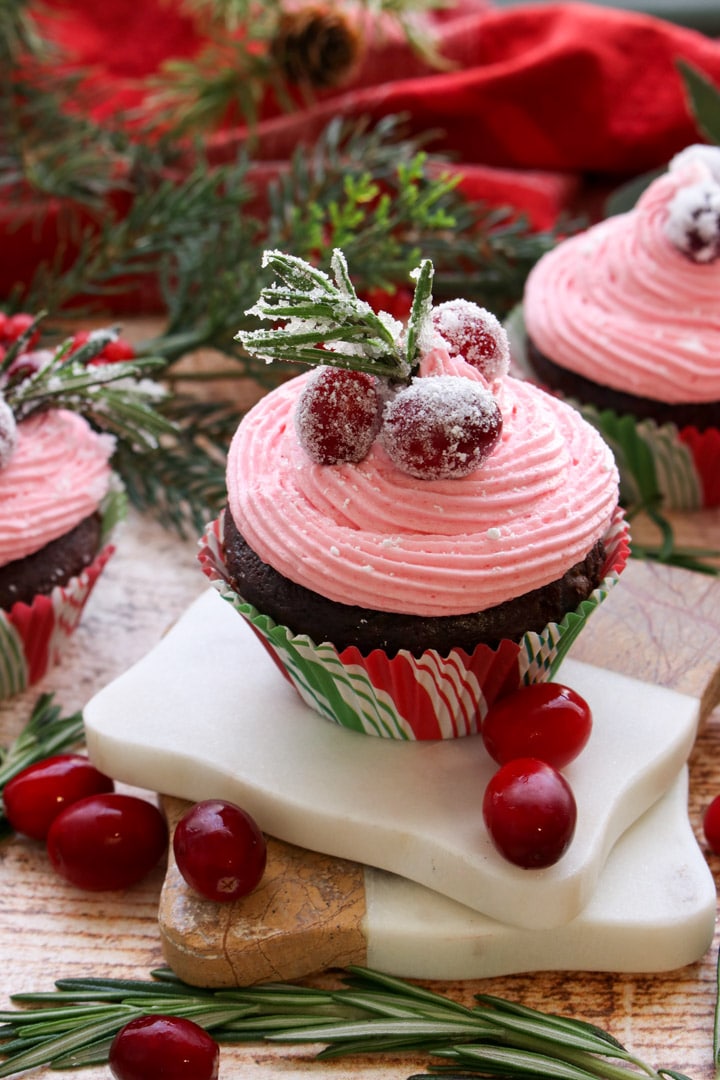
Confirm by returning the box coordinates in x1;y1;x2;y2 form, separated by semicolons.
70;330;136;365
109;1015;219;1080
1;312;40;349
703;795;720;854
47;793;168;891
432;300;510;383
483;757;577;869
482;683;592;770
3;754;114;840
380;374;502;479
173;799;267;902
295;366;383;465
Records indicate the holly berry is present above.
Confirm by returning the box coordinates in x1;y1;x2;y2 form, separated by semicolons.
173;799;267;902
482;683;592;770
483;757;577;868
109;1015;219;1080
432;300;510;383
3;754;114;840
47;793;168;891
380;374;502;479
703;794;720;854
295;366;383;465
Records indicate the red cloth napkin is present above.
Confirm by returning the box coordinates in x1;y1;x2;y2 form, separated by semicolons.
5;1;720;308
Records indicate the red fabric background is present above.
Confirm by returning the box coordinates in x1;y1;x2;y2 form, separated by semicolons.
5;0;720;308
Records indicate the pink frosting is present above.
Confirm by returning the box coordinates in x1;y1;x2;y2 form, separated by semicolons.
226;351;618;616
524;155;720;404
0;410;115;566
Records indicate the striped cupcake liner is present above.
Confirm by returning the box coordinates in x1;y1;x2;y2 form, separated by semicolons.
506;305;720;510
0;488;126;701
198;509;629;740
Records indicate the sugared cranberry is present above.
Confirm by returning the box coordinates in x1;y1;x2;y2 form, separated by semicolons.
0;393;17;470
109;1015;220;1080
665;180;720;263
173;799;267;902
482;683;592;770
4;753;114;840
432;300;510;383
483;757;577;868
380;374;502;479
295;365;383;465
47;793;168;891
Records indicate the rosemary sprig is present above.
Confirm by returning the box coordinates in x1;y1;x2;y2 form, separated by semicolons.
237;248;434;378
0;966;693;1079
0;694;84;839
2;327;174;450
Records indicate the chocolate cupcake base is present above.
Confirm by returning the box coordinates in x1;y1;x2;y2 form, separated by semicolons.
0;514;103;610
222;510;607;659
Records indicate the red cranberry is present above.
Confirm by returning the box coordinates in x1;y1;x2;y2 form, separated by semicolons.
47;793;168;891
703;794;720;854
482;683;592;770
380;374;502;479
483;757;577;868
3;754;114;840
295;366;383;464
109;1015;219;1080
432;300;509;383
173;799;267;902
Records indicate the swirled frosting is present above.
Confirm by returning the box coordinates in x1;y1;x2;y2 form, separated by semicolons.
524;150;720;404
0;410;115;566
226;351;618;616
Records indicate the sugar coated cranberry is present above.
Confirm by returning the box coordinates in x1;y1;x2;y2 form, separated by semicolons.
109;1015;220;1080
173;799;267;902
482;683;592;770
295;366;383;465
703;794;720;854
380;374;502;479
665;179;720;263
47;793;168;891
483;757;577;868
0;392;17;470
432;300;510;383
3;753;114;840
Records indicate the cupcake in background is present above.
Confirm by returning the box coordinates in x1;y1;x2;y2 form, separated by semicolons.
521;144;720;511
0;317;169;699
199;250;628;740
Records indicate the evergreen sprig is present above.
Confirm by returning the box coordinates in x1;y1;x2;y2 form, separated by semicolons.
237;248;430;378
0;966;693;1079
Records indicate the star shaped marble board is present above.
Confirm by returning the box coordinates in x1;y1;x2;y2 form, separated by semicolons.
83;589;715;985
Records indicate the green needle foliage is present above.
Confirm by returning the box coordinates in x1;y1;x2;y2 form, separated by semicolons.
0;966;694;1079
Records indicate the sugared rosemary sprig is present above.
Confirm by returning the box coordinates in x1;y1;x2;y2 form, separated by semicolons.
236;248;434;379
2;326;174;450
0;694;84;839
0;965;694;1079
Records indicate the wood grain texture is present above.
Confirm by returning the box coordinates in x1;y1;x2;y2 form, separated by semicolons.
1;506;719;1079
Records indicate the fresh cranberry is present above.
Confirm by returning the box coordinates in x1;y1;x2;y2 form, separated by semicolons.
3;754;115;840
295;366;383;465
96;337;136;363
109;1015;219;1080
47;793;168;891
432;300;510;383
173;799;267;902
380;374;502;479
483;757;577;868
703;795;720;854
482;683;592;770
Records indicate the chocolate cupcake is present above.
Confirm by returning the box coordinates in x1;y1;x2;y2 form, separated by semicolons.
200;250;627;740
522;144;720;510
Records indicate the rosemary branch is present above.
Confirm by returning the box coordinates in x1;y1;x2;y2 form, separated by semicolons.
0;966;693;1079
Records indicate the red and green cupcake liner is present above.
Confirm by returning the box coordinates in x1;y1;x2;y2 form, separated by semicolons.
0;489;126;700
198;509;629;740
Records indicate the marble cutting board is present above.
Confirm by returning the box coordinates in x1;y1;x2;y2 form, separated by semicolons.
84;589;701;931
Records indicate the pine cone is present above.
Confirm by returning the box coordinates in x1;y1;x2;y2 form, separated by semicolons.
270;5;364;90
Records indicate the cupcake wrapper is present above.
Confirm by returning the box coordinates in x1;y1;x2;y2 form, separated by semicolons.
507;305;720;510
198;510;629;740
0;489;126;700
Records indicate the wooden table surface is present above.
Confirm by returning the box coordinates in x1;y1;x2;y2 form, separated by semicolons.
1;504;720;1080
